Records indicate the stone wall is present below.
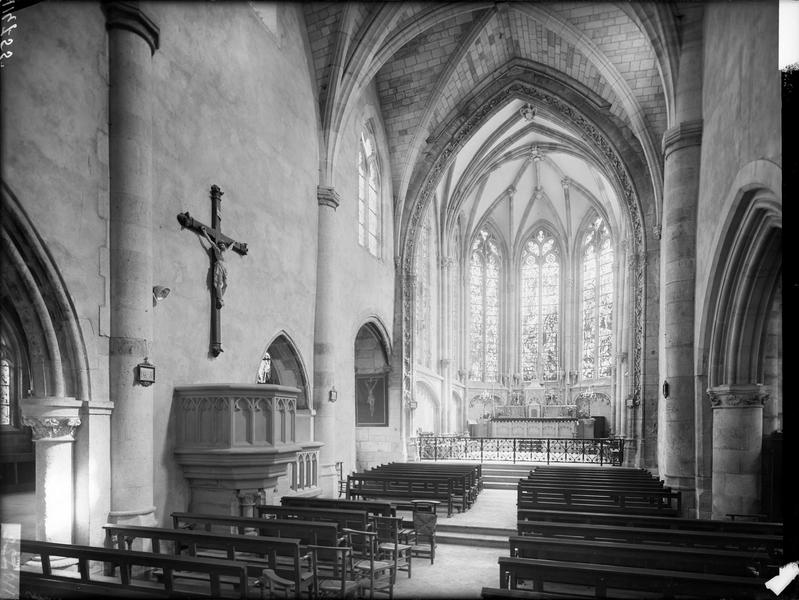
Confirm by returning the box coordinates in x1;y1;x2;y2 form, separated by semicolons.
1;2;395;528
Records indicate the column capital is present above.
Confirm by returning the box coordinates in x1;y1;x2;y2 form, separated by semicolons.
707;383;768;409
652;224;662;240
560;177;571;190
103;1;160;54
23;415;81;441
317;185;341;209
662;119;703;159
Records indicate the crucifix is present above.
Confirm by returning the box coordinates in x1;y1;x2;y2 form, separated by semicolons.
177;184;248;357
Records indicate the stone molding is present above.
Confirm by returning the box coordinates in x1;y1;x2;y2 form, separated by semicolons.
662;119;703;159
317;185;341;209
707;384;768;409
23;416;81;441
102;1;160;54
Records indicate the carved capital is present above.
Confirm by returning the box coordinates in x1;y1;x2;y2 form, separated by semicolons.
662;119;703;159
23;416;81;441
102;1;160;54
560;177;570;190
653;224;662;240
707;384;768;409
316;186;341;209
440;256;455;269
506;185;516;197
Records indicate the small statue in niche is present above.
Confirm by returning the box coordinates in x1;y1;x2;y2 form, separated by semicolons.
200;226;231;309
256;352;275;384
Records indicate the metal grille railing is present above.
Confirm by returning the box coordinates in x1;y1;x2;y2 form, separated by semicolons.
411;436;623;466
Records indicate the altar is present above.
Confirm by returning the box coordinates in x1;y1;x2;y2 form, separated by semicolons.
487;416;595;439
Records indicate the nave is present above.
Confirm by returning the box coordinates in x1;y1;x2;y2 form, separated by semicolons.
9;462;786;599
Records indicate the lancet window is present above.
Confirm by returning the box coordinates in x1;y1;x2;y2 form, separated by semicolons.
358;126;380;257
520;228;561;381
581;215;614;379
469;228;501;382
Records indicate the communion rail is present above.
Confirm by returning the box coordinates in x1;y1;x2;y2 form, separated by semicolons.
411;436;623;466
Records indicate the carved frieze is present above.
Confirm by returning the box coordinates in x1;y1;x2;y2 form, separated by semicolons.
707;384;768;409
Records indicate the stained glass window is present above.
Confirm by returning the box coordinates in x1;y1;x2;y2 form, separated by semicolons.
581;215;614;379
469;228;501;382
520;229;560;381
358;128;380;257
0;358;10;426
415;206;435;368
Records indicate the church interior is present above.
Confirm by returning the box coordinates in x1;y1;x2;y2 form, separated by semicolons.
0;1;789;598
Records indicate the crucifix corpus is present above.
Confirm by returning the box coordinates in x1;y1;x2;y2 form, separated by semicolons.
177;184;248;357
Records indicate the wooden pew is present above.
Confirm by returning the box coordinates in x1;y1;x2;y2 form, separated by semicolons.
498;556;772;599
103;524;312;597
516;519;782;554
362;468;475;510
171;512;340;548
509;534;776;578
525;475;666;491
255;505;371;534
370;462;483;501
346;473;459;516
517;484;681;514
280;496;395;517
19;539;250;599
517;507;784;536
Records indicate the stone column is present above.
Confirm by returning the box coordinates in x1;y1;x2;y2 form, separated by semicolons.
657;4;703;513
314;186;341;495
103;1;159;526
21;397;82;543
707;384;767;518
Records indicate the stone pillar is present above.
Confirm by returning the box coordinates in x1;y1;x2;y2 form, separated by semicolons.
707;384;767;518
103;1;159;526
657;3;703;513
314;186;341;495
21;397;82;543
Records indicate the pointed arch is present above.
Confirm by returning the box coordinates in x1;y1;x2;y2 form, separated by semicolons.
0;182;90;403
519;223;563;382
578;211;615;381
262;331;310;409
468;224;504;382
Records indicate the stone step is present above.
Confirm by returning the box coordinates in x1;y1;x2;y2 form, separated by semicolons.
483;481;519;490
435;526;512;549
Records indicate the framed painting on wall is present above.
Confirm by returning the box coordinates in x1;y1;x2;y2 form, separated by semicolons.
355;374;388;426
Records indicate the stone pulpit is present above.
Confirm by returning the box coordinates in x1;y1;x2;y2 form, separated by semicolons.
173;384;305;516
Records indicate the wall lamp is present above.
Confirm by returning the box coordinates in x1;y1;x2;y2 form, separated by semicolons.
328;387;338;403
153;285;171;305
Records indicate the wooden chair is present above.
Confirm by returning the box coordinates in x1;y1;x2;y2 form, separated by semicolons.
308;544;362;598
373;515;412;580
255;548;315;599
343;527;395;599
408;511;436;565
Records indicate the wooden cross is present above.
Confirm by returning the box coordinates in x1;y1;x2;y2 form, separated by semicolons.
177;185;248;357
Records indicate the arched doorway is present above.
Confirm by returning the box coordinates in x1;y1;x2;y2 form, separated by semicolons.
262;332;310;409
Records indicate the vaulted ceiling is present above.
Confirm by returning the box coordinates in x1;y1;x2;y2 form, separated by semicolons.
302;2;679;256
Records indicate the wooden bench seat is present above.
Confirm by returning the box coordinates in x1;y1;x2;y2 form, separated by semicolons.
370;462;483;499
171;512;340;548
517;485;681;514
255;505;371;533
481;586;578;599
19;539;250;599
509;534;776;577
103;524;312;597
516;520;782;554
498;556;772;599
525;477;666;490
347;474;460;517
366;469;476;507
517;508;784;535
280;496;395;517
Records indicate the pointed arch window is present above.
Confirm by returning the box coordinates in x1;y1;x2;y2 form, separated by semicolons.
520;228;560;381
581;215;614;379
469;228;501;382
358;127;381;257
